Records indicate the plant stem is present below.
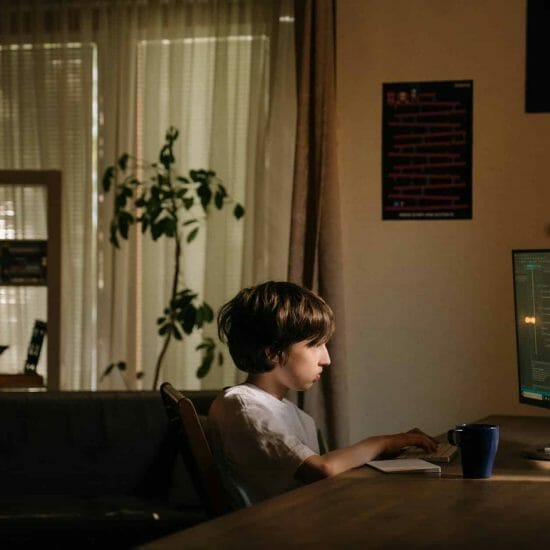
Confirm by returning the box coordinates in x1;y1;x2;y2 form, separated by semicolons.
152;324;172;390
119;367;130;390
152;176;182;389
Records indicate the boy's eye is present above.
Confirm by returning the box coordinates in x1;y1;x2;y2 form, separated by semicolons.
307;341;323;349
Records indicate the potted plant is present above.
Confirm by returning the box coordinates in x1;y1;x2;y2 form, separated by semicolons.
101;127;244;389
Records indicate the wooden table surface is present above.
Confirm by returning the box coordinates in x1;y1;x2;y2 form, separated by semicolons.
144;415;550;549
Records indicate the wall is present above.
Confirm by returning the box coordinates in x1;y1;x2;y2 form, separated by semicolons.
337;0;550;443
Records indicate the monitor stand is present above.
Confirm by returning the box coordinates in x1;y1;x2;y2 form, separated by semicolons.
523;446;550;461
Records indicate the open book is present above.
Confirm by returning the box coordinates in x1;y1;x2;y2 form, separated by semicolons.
366;458;441;474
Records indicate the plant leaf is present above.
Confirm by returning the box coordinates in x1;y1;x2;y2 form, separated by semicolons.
195;306;204;328
233;203;245;219
100;363;115;381
181;305;197;334
187;227;199;243
118;211;134;240
197;182;212;210
102;166;115;192
118;153;130;171
159;144;174;170
196;351;214;379
151;221;163;240
109;222;120;248
214;190;224;209
115;191;127;209
163;217;177;238
202;302;214;322
195;342;212;351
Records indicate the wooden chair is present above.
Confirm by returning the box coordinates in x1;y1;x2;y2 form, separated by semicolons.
160;382;232;519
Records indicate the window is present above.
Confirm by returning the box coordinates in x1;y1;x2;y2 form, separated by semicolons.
0;1;294;389
0;43;97;388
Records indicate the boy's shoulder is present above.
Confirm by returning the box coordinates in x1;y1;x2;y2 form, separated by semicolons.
213;383;290;415
221;383;278;406
209;384;276;427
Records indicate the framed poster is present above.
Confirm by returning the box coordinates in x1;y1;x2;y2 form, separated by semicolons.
382;80;473;220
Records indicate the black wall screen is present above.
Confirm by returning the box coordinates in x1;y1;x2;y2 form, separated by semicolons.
526;0;550;113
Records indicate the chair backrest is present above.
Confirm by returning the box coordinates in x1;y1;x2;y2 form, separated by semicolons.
160;382;232;519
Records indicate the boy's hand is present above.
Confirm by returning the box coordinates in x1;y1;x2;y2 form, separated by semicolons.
407;427;439;447
380;429;438;457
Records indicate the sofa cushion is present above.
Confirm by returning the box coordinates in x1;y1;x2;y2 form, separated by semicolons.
0;390;217;499
0;391;171;496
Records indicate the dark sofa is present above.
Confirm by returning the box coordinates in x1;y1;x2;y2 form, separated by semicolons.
0;389;218;547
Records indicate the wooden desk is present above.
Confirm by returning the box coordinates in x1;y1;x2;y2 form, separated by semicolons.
146;415;550;549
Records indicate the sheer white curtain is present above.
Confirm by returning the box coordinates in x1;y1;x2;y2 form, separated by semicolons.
0;0;295;389
0;29;97;388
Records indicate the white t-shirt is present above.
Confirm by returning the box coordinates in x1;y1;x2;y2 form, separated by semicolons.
208;383;319;506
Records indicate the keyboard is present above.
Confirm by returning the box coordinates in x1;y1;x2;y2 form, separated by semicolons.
396;442;458;463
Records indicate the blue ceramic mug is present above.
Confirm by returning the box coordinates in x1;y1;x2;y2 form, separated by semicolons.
447;423;499;478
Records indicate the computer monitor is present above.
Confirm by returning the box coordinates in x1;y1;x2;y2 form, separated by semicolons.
512;249;550;460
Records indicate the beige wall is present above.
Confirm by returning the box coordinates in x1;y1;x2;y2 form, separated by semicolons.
337;0;550;443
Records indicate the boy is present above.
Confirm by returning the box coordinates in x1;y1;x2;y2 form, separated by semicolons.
208;281;437;506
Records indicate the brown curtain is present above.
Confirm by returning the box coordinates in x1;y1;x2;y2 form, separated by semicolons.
289;0;349;449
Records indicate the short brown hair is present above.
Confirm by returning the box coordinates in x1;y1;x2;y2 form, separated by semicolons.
218;281;335;374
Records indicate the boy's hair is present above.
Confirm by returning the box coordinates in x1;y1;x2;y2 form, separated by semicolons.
218;281;335;374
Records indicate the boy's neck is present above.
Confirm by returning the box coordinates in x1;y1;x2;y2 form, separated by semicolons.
246;374;288;401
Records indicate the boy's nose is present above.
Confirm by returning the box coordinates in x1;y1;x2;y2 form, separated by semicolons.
320;344;331;367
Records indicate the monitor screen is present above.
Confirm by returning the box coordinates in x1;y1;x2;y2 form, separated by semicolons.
512;249;550;409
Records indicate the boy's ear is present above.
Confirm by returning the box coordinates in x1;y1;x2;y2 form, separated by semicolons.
264;347;280;366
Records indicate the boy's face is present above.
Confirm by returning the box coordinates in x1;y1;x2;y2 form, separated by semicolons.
273;340;331;392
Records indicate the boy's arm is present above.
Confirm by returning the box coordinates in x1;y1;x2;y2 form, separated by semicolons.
295;429;437;483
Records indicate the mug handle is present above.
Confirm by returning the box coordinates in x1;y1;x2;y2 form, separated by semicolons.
448;426;464;446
